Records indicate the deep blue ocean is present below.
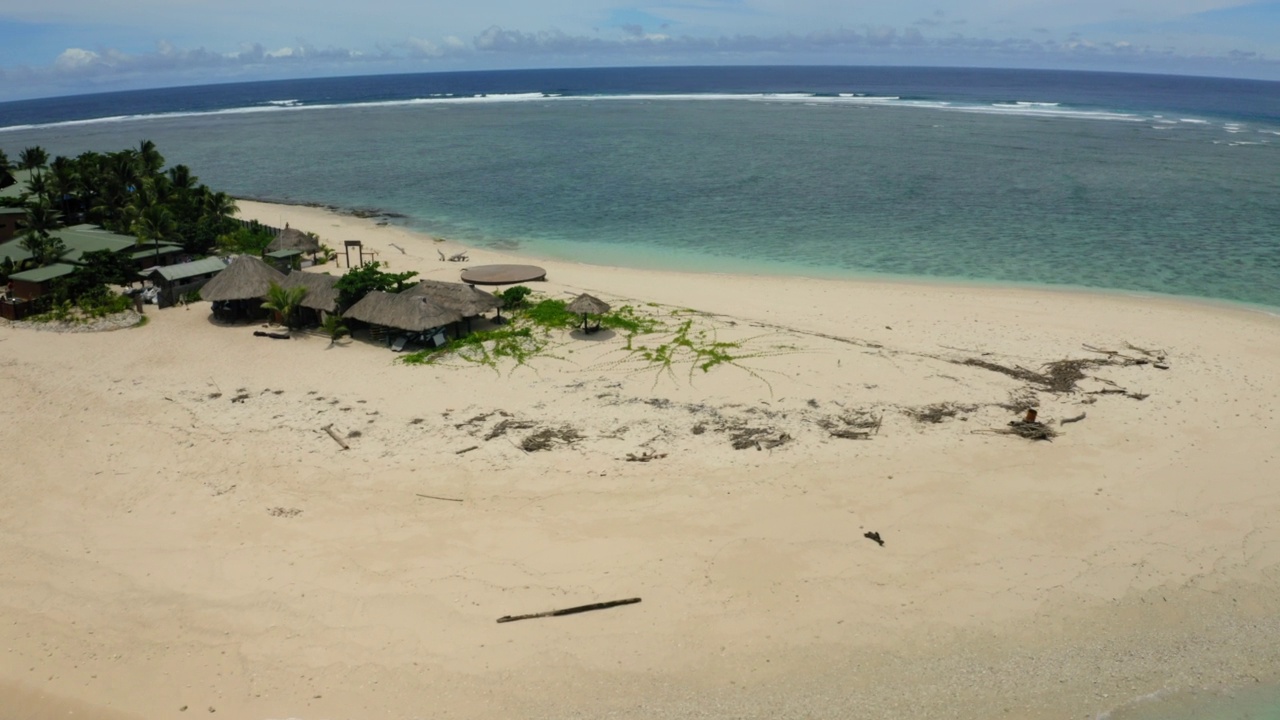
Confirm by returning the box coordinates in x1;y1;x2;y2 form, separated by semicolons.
2;64;1279;717
1;66;1278;309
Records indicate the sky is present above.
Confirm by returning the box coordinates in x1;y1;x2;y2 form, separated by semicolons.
1;0;1278;100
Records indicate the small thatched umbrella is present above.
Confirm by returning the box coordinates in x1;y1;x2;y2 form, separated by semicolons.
401;280;501;323
199;255;287;302
282;272;340;314
566;293;610;332
266;225;322;255
343;291;462;334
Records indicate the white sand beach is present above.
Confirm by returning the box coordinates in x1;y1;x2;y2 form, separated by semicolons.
2;200;1279;719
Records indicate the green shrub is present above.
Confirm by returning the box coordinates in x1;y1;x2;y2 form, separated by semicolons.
498;285;533;309
216;225;274;255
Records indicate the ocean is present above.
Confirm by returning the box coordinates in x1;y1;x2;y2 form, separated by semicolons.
2;64;1279;717
1;66;1279;310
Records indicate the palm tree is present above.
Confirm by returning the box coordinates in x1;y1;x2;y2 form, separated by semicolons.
137;140;164;177
203;190;238;220
19;201;66;266
48;156;78;220
320;314;348;346
21;170;52;205
0;149;11;176
261;282;308;330
18;146;48;171
168;164;198;191
131;205;178;267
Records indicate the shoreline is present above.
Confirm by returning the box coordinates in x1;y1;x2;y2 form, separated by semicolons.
233;194;1280;318
2;199;1278;719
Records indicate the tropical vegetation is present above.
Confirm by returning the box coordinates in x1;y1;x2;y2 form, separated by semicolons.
261;282;308;329
333;261;418;310
3;141;241;258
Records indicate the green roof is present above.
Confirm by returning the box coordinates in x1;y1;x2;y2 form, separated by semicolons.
9;262;76;283
0;169;33;200
131;243;184;261
1;225;136;266
264;249;304;259
52;227;135;262
0;238;33;265
0;207;25;215
146;256;227;282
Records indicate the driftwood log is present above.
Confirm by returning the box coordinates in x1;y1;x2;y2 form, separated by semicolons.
322;424;349;450
416;493;463;502
497;597;641;624
253;330;291;340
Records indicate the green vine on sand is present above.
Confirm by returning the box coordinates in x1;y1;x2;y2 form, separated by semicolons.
599;310;799;391
399;295;797;388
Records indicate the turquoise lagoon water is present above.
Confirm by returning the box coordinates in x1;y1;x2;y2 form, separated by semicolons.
2;72;1278;308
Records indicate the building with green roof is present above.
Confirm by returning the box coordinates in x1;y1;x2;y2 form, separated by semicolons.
8;263;76;301
0;207;24;243
142;256;227;307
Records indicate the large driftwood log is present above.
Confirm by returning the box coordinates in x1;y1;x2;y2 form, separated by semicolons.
497;597;641;624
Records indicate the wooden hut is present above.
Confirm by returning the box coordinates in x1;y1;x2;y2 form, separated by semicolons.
199;255;286;320
343;291;462;348
7;263;75;301
0;207;24;243
281;271;340;325
401;279;501;331
144;256;227;307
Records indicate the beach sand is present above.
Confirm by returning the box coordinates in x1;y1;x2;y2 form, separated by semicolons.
2;200;1279;719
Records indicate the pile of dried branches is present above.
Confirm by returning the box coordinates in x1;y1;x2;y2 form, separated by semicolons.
729;427;791;450
521;426;584;452
903;402;977;424
818;410;882;439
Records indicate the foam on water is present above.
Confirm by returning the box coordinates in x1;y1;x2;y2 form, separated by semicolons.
0;89;1231;134
1098;683;1280;720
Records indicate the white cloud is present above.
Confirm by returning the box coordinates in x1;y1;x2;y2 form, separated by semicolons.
53;48;102;70
1;3;1278;100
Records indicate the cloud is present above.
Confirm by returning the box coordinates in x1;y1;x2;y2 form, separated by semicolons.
2;15;1278;101
914;10;966;28
54;48;103;70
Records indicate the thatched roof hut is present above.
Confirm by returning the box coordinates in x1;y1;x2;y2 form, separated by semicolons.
401;280;502;317
343;291;462;332
567;293;611;316
266;225;321;254
199;255;287;302
282;271;340;313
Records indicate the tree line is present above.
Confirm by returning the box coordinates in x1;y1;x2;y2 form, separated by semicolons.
1;141;240;272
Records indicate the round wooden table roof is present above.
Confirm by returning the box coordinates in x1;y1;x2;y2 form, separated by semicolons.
459;264;547;286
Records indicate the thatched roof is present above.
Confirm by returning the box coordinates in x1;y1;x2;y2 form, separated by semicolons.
266;226;321;254
343;291;462;332
401;280;502;317
567;293;611;316
282;271;340;312
199;255;287;302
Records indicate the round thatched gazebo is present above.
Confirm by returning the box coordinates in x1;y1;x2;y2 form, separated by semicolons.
566;293;610;333
266;225;322;255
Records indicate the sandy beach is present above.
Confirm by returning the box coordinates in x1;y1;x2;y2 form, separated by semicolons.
3;199;1279;720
